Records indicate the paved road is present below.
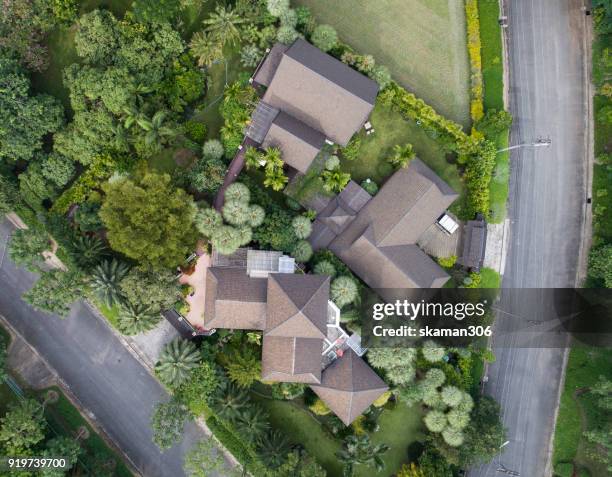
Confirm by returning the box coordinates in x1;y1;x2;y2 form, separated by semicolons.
0;220;213;477
471;1;588;476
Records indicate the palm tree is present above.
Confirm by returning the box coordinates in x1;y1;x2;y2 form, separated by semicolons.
244;146;263;169
141;111;178;150
189;31;223;67
155;338;200;388
211;381;249;421
257;430;292;469
90;259;130;307
263;147;283;171
336;435;390;476
263;170;288;191
203;5;246;47
117;302;160;336
70;235;108;269
234;406;270;444
122;106;150;130
388;143;416;168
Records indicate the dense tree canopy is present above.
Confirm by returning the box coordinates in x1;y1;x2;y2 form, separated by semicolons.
100;172;197;268
0;58;64;162
23;270;85;317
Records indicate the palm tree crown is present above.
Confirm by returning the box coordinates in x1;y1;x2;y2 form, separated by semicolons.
203;5;246;47
155;338;200;388
90;259;130;307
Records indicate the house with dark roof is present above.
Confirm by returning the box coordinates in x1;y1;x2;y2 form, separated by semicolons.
310;159;459;301
248;38;378;175
203;249;387;424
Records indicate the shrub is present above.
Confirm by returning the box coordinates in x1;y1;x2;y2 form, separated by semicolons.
422;389;442;408
311;25;338;52
196;207;223;237
309;398;331;415
424;410;447;433
465;0;484;122
422;340;446;362
456;392;475;413
223;200;251;226
202;139;225;161
266;0;290;17
475;110;512;138
372;391;392;407
224;182;250;203
360;179;378;195
424;368;446;388
279;8;297;28
211;225;242;255
370;65;392;89
340;135;362;161
184;120;207;143
247;205;266;228
313;260;336;277
447;409;470;430
440;386;463;407
438;255;457;268
442;427;465;447
277;26;300;44
291;216;312;239
240;44;262;68
292;240;313;262
331;276;358;308
325;155;340;170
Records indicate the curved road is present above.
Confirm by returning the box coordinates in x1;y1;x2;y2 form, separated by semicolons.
0;220;229;477
471;0;588;476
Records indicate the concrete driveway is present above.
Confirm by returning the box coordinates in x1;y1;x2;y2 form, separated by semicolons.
0;219;229;477
470;0;588;475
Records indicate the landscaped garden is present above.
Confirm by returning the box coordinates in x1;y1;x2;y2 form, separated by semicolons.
0;0;511;475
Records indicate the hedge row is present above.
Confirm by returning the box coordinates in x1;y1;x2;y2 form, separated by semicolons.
205;414;269;476
465;0;485;123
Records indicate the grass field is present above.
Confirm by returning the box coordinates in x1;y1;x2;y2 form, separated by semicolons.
552;347;612;477
295;0;471;126
478;0;509;224
340;102;465;201
254;391;424;477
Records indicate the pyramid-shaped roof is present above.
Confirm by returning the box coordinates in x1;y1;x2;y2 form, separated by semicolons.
265;274;329;339
310;350;388;425
261;336;323;384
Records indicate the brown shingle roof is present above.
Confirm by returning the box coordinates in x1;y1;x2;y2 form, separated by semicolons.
461;218;487;270
261;336;322;383
252;43;290;87
261;111;326;173
310;350;388;425
326;160;458;298
204;267;267;330
265;274;329;339
262;39;378;146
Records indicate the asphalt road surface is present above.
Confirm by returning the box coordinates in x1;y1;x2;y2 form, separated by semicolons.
0;219;221;477
471;1;587;476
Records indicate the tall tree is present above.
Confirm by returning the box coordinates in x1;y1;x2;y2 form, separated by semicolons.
0;59;64;162
117;302;160;336
70;235;108;270
89;259;130;307
156;338;200;388
257;430;291;469
183;439;226;477
100;172;198;268
0;399;46;455
189;32;223;67
336;434;390;476
23;270;84;318
151;399;189;450
203;6;246;47
8;228;49;271
119;266;181;312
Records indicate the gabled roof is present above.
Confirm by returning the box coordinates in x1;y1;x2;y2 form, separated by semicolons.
461;218;487;270
261;111;326;173
310;350;388;425
261;336;322;383
204;267;267;330
323;160;458;298
262;39;378;146
265;274;329;339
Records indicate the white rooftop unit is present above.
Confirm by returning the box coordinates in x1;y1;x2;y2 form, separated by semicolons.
247;249;295;277
437;213;459;235
278;255;295;274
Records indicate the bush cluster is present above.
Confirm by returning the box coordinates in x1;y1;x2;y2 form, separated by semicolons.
465;0;484;122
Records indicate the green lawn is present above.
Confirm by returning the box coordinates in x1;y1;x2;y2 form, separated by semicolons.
479;267;501;289
340;102;465;202
477;0;509;224
253;391;424;477
94;300;121;329
592;94;612;244
552;347;612;477
295;0;470;126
